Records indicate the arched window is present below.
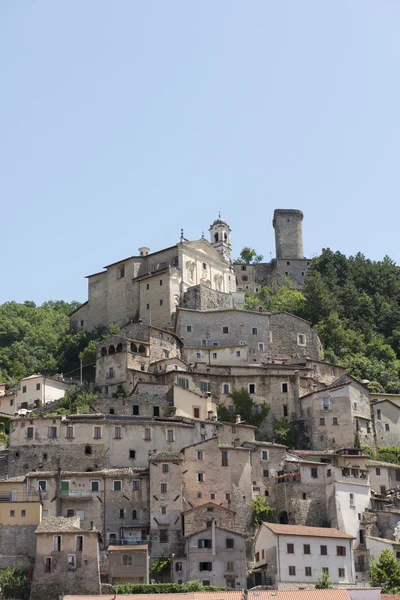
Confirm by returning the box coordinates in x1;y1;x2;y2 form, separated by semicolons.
224;232;227;241
138;344;146;355
214;233;219;242
101;347;107;357
116;343;123;353
109;345;115;355
130;342;137;353
85;445;92;455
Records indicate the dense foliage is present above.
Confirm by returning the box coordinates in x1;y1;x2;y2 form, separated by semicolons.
250;497;277;527
117;581;227;594
217;389;270;427
244;249;400;392
0;568;30;599
370;548;400;593
315;570;333;589
235;247;264;264
0;300;118;385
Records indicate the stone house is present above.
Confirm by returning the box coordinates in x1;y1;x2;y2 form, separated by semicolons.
182;502;236;537
173;522;247;589
371;398;400;447
175;308;323;362
70;217;236;332
366;534;400;567
10;374;71;413
107;544;149;584
253;523;355;589
300;378;375;451
30;516;101;600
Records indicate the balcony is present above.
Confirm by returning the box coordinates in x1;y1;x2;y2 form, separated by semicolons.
0;492;41;502
60;490;93;500
107;538;150;547
274;472;301;484
341;468;368;480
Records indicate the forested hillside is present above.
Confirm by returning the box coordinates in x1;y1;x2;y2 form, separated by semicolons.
0;300;115;384
244;249;400;393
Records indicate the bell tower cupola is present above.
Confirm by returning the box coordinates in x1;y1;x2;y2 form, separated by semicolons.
209;214;232;263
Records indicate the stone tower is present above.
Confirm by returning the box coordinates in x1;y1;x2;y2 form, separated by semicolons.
209;215;232;263
273;209;304;259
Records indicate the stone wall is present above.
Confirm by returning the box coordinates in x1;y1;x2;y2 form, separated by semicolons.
181;285;234;311
183;504;235;536
273;209;304;260
0;524;37;570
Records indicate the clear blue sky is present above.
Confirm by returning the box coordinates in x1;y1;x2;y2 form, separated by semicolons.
2;1;400;305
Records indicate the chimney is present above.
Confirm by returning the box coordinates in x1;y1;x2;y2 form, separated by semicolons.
236;414;241;424
138;247;150;257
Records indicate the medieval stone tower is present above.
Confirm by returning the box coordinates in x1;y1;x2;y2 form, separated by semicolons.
273;209;304;259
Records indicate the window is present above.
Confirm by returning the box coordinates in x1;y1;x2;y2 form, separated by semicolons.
200;381;211;393
129;449;136;459
283;405;288;417
333;417;338;425
304;544;310;554
119;509;125;518
85;445;92;455
380;485;386;495
287;543;294;554
212;352;217;359
54;536;61;552
303;493;307;499
76;536;83;552
297;333;306;346
197;492;202;498
108;367;114;378
261;450;269;461
160;529;169;543
109;408;114;415
311;467;318;478
132;404;140;416
227;561;234;571
48;427;57;439
376;467;381;476
249;383;256;394
20;509;26;517
263;469;269;478
153;406;160;417
193;407;200;419
319;418;325;426
113;480;122;492
289;566;296;576
144;428;151;441
203;262;207;270
161;483;167;494
258;342;264;351
187;325;192;332
198;472;204;482
337;546;346;556
386;423;390;431
198;539;212;548
36;383;41;391
320;545;327;555
38;480;47;491
166;429;174;442
322;398;330;411
93;427;102;439
196;352;201;359
322;567;329;574
119;266;125;278
22;386;27;393
122;554;133;566
350;493;355;506
241;265;247;271
305;566;312;577
26;426;34;439
10;510;15;517
178;377;189;389
225;493;231;501
200;562;212;571
338;568;345;578
132;480;140;491
162;463;169;473
44;557;52;572
327;469;332;477
91;480;100;492
281;382;288;393
251;328;258;335
146;303;150;310
226;538;234;549
223;327;229;334
222;451;229;466
175;561;183;572
158;299;163;306
197;451;203;460
159;279;163;286
114;426;122;439
377;409;382;421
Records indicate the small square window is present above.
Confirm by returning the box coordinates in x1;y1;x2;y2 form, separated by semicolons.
132;509;137;519
249;383;256;394
113;480;122;492
153;406;160;417
161;506;167;514
129;450;136;459
263;469;269;478
287;543;294;553
297;333;306;346
305;566;312;576
261;450;268;461
194;407;200;419
22;386;27;393
320;545;327;555
161;483;167;494
252;328;258;335
133;405;139;416
198;472;204;482
258;342;264;351
197;451;203;460
311;467;318;479
376;467;381;475
91;480;100;492
226;538;234;549
223;327;229;334
162;464;169;473
303;544;310;554
338;568;345;578
36;383;41;391
289;566;296;576
385;423;390;431
10;510;15;517
333;417;338;425
236;351;241;357
319;418;325;425
187;325;192;332
119;509;125;518
132;480;140;491
203;262;207;270
212;352;217;359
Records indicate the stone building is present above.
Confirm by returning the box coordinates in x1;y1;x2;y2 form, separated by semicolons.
371;398;400;447
234;209;313;293
70;217;236;332
107;544;149;585
30;516;101;600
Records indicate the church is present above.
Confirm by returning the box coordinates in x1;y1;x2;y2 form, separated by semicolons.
70;216;236;331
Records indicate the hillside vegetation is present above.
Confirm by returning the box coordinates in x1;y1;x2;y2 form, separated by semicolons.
244;249;400;393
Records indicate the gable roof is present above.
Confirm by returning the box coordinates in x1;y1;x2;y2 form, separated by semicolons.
261;522;355;539
183;502;236;516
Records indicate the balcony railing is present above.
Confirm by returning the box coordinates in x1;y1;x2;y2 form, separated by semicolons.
60;490;93;499
274;472;301;484
0;492;41;503
107;538;149;546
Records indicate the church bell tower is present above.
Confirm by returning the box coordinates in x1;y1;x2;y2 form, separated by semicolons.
209;215;232;264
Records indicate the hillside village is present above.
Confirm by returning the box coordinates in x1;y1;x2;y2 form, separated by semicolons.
1;209;400;599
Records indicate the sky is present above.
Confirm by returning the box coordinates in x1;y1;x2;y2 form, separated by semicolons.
1;1;400;305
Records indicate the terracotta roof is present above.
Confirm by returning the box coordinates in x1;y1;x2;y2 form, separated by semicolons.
367;460;400;469
108;544;148;551
381;596;400;600
367;535;399;545
64;594;243;600
252;592;352;600
35;516;99;534
262;523;355;539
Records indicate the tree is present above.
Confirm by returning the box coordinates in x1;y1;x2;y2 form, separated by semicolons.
217;389;269;427
235;247;264;264
250;497;277;527
272;417;309;449
0;567;30;599
370;548;400;593
315;570;333;589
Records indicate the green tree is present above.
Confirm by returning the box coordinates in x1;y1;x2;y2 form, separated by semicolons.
235;247;264;264
250;497;277;527
370;548;400;593
315;570;333;589
0;567;30;599
272;417;308;449
217;389;269;427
